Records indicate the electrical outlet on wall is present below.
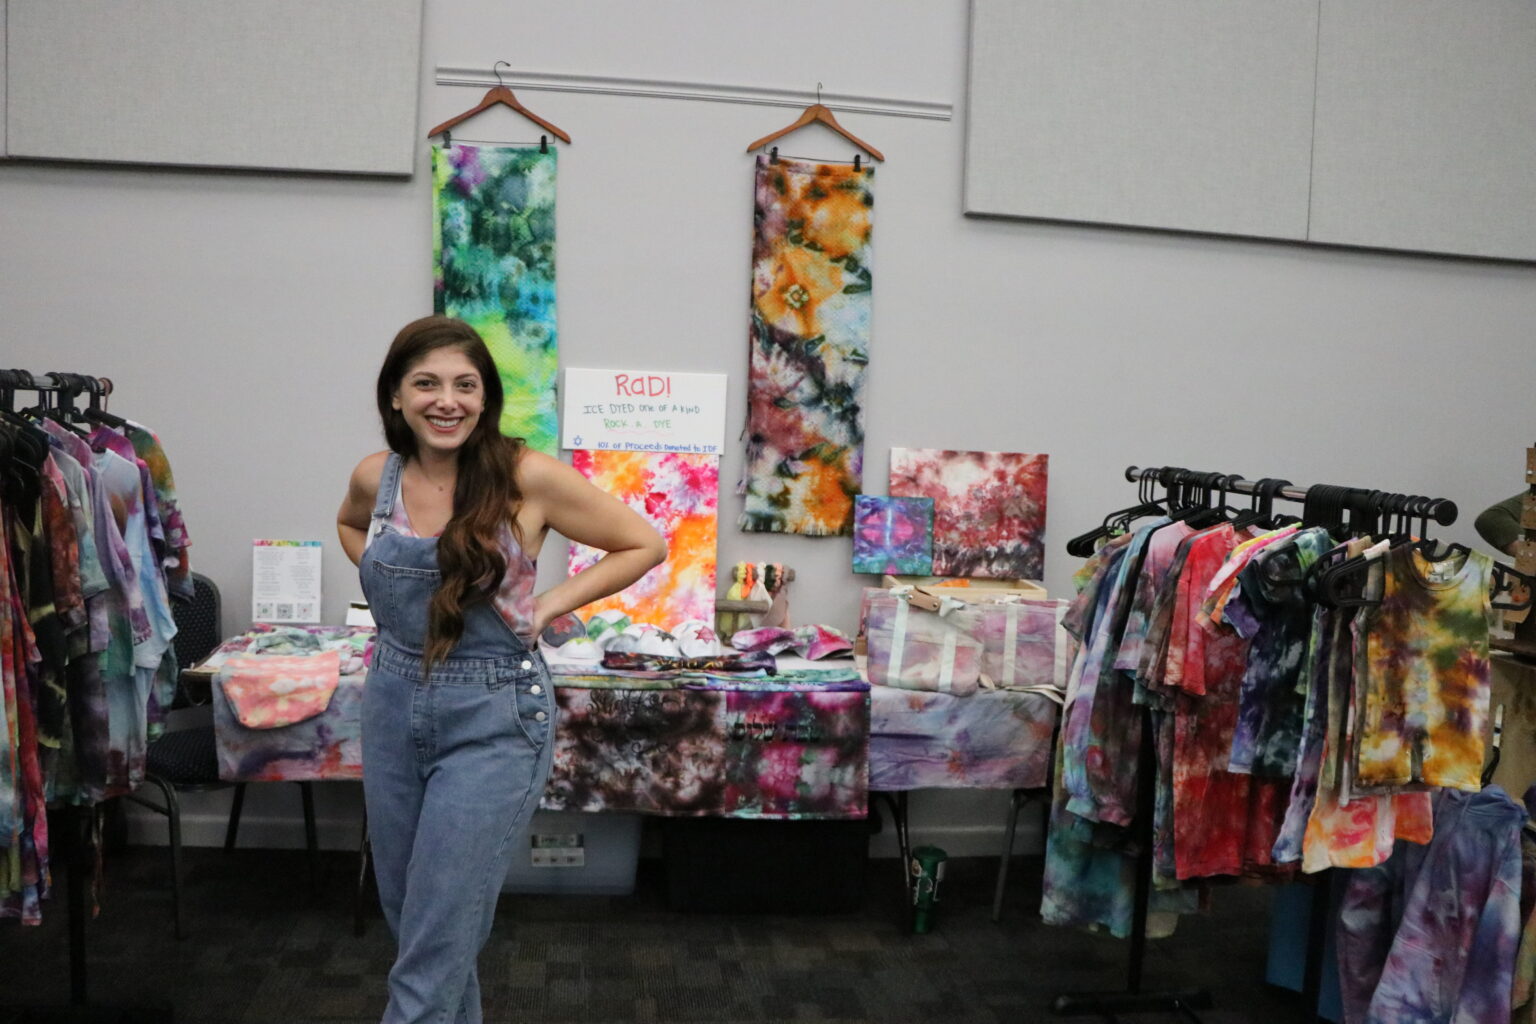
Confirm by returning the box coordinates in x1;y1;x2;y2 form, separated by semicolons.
530;833;585;868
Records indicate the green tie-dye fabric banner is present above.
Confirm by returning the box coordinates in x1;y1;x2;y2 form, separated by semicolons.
432;144;558;453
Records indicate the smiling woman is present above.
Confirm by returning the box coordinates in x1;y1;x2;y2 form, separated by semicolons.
394;350;485;458
334;315;665;1024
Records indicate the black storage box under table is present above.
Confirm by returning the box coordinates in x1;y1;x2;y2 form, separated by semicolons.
661;816;870;914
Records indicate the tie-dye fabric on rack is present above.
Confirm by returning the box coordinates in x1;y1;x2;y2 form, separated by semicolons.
432;144;559;454
540;682;868;819
852;495;934;575
738;155;873;536
889;448;1049;580
568;450;718;627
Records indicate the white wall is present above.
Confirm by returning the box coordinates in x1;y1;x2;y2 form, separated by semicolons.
4;1;1535;856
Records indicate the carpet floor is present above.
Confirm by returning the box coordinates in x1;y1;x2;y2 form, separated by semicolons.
0;846;1309;1024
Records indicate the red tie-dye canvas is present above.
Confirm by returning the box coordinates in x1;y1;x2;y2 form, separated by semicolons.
889;448;1049;580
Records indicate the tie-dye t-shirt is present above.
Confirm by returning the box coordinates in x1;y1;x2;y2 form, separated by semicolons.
124;421;193;600
1223;526;1333;778
1356;544;1494;793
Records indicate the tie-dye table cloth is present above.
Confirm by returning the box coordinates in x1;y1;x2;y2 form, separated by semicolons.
214;665;870;819
214;671;365;782
207;626;374;781
541;680;869;819
868;686;1058;791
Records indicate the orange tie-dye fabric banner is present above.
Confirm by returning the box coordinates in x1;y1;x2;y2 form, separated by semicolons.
568;450;719;627
737;155;873;536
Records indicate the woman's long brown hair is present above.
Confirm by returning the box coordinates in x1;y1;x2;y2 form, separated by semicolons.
376;316;525;673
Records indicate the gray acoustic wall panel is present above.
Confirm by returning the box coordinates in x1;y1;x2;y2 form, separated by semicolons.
963;0;1318;240
1;0;8;159
1309;0;1536;261
6;0;423;176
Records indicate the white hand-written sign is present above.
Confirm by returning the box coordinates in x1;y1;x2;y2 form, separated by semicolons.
561;368;727;454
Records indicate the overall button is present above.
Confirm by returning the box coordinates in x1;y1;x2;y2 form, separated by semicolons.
534;711;548;722
521;660;532;670
530;684;543;696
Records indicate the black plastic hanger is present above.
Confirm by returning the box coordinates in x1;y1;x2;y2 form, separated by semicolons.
1231;478;1291;533
72;374;128;429
1166;469;1209;523
1184;472;1242;529
1066;470;1166;557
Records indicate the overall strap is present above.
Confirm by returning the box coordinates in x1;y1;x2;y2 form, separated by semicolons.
373;452;403;520
364;452;405;550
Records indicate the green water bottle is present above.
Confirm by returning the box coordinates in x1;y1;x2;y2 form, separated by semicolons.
910;845;948;933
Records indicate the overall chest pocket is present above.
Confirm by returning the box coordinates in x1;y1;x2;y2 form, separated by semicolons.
367;559;440;648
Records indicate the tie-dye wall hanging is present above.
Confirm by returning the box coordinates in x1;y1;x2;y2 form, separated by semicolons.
889;448;1049;580
852;495;934;575
568;450;719;627
737;155;874;536
432;144;559;454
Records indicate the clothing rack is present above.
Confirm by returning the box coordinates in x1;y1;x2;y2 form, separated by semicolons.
1121;466;1458;528
0;369;114;406
1053;464;1460;1023
0;370;168;1021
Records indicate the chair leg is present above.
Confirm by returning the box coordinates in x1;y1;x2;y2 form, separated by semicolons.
224;783;246;852
299;782;319;898
992;788;1027;923
142;773;186;940
354;812;371;937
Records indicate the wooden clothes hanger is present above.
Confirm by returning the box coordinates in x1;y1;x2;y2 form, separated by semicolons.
745;83;884;163
428;61;572;146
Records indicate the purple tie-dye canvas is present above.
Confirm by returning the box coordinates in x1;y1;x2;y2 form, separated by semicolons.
852;495;934;575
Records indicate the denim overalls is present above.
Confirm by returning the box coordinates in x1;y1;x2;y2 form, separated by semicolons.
360;452;556;1024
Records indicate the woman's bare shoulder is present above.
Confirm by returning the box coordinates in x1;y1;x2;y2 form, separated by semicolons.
348;450;393;497
514;447;563;482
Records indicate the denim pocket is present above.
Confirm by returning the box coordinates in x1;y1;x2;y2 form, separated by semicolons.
506;671;553;750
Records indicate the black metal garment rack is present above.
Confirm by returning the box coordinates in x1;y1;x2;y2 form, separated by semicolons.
1052;465;1460;1023
0;370;172;1021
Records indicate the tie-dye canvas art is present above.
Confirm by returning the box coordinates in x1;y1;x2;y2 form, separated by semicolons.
432;144;559;453
737;155;874;536
568;450;718;627
889;448;1049;580
852;495;933;575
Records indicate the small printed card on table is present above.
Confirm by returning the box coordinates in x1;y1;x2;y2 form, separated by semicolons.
252;539;322;623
